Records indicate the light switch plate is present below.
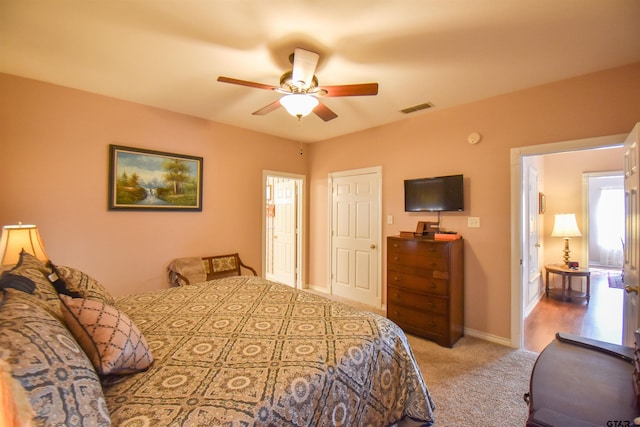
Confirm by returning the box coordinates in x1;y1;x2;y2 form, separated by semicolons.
468;217;480;228
387;215;394;225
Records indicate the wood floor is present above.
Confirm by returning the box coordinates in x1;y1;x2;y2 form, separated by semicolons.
524;268;624;352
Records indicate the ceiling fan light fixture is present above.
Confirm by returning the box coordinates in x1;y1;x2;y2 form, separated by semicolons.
280;94;319;118
218;48;377;122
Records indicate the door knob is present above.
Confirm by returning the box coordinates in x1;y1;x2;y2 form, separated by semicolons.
625;285;639;294
370;244;376;249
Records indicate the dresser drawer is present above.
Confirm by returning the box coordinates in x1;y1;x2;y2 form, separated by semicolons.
387;305;448;336
388;286;448;315
389;238;449;257
387;261;449;280
387;270;449;296
388;252;448;271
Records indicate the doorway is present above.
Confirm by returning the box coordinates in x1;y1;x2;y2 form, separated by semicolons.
510;133;628;348
522;169;625;351
263;171;305;288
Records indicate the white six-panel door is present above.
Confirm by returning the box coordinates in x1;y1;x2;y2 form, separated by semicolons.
329;167;381;308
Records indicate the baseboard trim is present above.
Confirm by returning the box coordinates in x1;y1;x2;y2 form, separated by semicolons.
464;328;513;347
524;291;544;318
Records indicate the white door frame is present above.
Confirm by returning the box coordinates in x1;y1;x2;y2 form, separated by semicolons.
327;166;382;307
262;170;305;289
510;133;627;348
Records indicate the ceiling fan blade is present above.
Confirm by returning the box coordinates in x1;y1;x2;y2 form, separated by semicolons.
217;76;277;91
252;99;281;116
321;83;379;97
291;48;319;86
314;102;338;122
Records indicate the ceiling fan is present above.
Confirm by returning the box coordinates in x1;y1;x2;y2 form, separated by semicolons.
217;48;378;121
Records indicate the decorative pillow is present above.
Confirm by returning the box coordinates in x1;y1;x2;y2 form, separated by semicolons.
14;249;49;272
2;250;79;297
40;261;82;298
60;295;153;375
0;272;36;294
55;265;116;306
0;288;111;426
3;252;62;320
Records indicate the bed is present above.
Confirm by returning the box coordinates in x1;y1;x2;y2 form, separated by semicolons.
0;252;435;426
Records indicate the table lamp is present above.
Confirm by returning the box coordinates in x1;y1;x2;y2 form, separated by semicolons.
0;223;48;267
551;213;581;268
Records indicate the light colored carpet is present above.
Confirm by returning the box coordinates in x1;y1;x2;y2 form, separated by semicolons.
406;334;538;427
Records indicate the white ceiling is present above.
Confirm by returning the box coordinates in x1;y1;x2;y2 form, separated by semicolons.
2;0;639;143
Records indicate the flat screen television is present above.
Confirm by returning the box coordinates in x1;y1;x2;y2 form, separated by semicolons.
404;174;464;212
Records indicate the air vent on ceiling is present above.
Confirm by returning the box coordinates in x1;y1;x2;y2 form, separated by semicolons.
400;102;434;114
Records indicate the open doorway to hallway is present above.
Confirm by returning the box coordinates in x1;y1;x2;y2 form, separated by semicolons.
263;171;305;288
511;133;628;350
524;165;624;351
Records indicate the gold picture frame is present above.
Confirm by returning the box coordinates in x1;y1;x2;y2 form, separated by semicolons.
108;144;203;211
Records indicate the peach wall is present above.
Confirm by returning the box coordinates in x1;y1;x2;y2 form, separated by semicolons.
542;148;624;267
307;62;640;340
0;73;305;296
2;62;639;342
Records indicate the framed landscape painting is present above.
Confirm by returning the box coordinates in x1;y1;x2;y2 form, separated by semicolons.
108;145;203;211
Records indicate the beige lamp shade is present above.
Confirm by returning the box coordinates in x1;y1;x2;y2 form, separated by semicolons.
551;213;582;238
0;224;48;267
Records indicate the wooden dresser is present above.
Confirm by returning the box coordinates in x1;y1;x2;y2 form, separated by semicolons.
387;235;464;347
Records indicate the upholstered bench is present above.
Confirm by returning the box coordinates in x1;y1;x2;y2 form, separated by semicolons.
167;253;257;286
525;332;640;426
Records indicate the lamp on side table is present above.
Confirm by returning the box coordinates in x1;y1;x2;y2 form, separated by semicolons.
551;213;582;268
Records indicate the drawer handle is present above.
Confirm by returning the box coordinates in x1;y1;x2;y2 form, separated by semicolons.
393;276;400;282
394;256;400;262
428;321;438;327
